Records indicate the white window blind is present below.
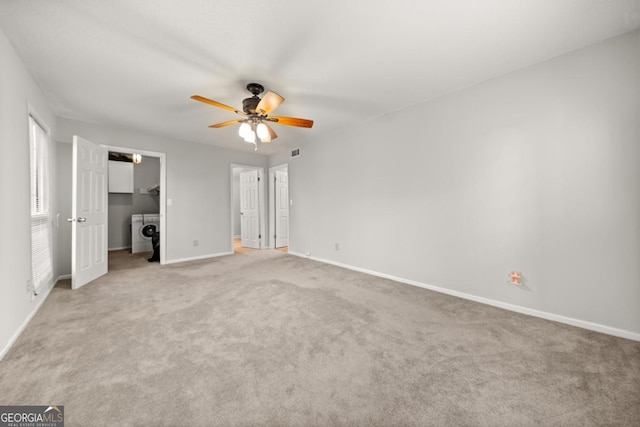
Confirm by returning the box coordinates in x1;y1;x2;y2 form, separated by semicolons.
29;115;53;294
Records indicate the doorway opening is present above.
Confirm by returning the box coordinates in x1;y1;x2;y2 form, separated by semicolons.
268;164;289;253
103;145;167;264
230;164;266;253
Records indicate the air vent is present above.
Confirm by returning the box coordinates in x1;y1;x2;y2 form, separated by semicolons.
290;147;301;158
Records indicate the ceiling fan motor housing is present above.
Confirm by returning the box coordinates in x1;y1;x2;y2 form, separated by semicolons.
242;96;261;114
243;83;264;114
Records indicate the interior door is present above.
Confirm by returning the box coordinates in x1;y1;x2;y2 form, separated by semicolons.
275;169;289;248
240;170;260;249
71;135;108;289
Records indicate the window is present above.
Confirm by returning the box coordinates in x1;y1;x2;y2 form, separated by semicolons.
29;114;53;294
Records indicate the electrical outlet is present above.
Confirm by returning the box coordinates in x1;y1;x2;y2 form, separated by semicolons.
193;240;199;247
335;243;340;251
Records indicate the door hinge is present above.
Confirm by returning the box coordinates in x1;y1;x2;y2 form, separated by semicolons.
259;234;261;239
258;177;260;181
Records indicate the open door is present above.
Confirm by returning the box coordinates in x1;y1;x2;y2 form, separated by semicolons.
71;135;108;289
274;169;289;248
240;169;260;249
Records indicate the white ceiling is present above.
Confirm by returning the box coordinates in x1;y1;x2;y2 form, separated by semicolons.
1;0;639;155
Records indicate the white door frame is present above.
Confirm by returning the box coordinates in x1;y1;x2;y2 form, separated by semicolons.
103;144;167;265
230;164;266;251
268;164;289;249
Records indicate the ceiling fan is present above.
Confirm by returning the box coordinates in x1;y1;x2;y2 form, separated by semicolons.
191;83;314;150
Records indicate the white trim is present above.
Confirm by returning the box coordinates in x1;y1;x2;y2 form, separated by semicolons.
0;276;59;361
26;103;51;135
163;251;233;265
288;251;640;342
108;246;131;251
268;169;275;249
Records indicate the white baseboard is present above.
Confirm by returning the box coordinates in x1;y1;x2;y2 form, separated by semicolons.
288;251;640;342
0;275;64;361
164;251;233;265
109;246;131;251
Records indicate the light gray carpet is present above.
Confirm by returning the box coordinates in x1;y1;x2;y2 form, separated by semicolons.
1;249;639;426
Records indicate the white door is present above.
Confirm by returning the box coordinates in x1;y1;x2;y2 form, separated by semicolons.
71;135;108;289
275;169;289;248
240;170;260;249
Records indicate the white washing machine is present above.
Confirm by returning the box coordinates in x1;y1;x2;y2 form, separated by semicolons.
131;213;160;253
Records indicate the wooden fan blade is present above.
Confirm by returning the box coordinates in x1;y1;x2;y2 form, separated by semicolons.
191;95;245;115
256;91;284;115
270;116;314;128
209;119;243;128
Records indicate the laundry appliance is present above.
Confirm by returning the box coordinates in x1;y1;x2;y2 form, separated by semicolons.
131;213;160;253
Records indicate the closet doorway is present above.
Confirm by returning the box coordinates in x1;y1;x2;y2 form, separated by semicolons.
104;145;166;264
230;164;266;253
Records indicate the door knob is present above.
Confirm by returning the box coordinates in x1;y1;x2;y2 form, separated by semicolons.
67;218;75;222
77;217;87;222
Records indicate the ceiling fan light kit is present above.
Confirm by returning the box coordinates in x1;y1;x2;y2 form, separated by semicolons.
192;83;314;151
256;123;270;140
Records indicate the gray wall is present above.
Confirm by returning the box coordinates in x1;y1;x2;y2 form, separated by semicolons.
108;155;160;249
55;142;72;276
0;28;59;356
273;31;640;336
